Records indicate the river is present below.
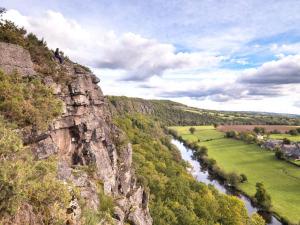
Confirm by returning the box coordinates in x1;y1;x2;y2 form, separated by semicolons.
171;139;282;225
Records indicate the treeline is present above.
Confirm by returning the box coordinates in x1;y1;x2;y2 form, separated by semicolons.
168;129;247;188
108;96;300;126
113;114;265;225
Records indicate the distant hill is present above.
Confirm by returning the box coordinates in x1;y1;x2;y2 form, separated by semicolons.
107;95;300;126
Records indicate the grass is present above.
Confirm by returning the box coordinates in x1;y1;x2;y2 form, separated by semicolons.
170;125;224;142
171;125;300;224
269;133;300;142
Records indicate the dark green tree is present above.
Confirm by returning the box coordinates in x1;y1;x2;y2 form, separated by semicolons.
283;138;291;145
275;148;285;160
240;174;248;183
288;129;298;136
189;127;196;134
253;127;265;134
254;182;272;211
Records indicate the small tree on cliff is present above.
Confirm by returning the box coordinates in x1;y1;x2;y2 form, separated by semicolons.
189;127;196;134
254;182;272;211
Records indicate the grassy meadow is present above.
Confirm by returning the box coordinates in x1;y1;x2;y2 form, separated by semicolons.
170;126;300;224
269;133;300;142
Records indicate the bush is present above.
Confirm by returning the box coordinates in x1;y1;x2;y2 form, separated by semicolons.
226;172;241;187
225;130;239;138
0;70;62;130
0;20;26;46
275;148;285;160
0;118;22;159
240;174;248;183
282;138;291;145
288;129;298;136
189;127;196;134
253;127;265;134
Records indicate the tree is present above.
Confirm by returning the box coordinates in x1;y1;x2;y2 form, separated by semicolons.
225;130;238;138
282;138;291;145
288;129;298;136
189;127;196;134
227;172;241;187
240;174;248;183
254;182;272;211
253;127;265;134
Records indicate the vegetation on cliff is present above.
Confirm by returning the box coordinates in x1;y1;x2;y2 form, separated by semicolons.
0;70;62;130
0;118;73;224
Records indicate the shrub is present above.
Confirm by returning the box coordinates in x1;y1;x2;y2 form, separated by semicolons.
275;148;285;160
226;172;241;187
225;130;238;138
0;20;26;46
0;118;22;159
192;146;208;160
0;70;62;130
253;127;265;134
288;129;298;136
240;174;248;183
282;138;291;145
189;127;196;134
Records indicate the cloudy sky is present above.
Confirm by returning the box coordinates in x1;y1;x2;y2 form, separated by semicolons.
2;0;300;114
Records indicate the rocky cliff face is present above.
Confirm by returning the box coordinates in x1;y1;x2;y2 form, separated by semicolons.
0;42;152;225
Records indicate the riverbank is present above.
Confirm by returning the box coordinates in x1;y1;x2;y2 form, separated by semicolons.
169;126;300;225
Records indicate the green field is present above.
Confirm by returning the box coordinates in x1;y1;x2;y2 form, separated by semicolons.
171;126;300;224
270;133;300;142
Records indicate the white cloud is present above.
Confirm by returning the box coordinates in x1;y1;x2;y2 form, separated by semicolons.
271;43;300;55
160;55;300;102
3;9;223;81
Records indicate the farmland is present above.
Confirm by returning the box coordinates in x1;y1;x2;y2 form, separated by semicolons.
217;124;300;133
170;125;300;224
269;133;300;142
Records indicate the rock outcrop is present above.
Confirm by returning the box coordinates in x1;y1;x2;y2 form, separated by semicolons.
0;42;36;76
0;42;152;225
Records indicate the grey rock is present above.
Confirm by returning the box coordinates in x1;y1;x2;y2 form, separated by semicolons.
33;136;58;159
0;42;36;76
91;74;100;84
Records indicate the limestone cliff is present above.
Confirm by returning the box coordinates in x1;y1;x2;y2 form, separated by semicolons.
0;42;152;225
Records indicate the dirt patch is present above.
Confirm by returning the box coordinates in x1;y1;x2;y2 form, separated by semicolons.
217;125;299;133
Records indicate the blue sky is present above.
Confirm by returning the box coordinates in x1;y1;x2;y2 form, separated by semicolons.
2;0;300;114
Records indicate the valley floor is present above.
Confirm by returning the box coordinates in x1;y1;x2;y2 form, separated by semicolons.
170;126;300;224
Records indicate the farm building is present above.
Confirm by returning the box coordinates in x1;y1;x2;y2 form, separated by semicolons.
262;139;283;150
281;144;300;160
